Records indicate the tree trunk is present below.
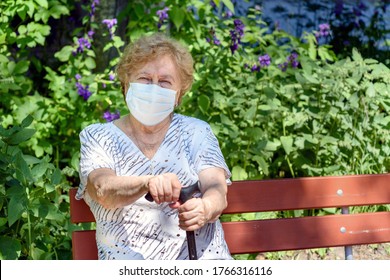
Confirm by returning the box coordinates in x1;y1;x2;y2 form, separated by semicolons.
93;0;128;72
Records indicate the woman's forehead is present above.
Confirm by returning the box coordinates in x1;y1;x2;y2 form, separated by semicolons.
133;55;180;80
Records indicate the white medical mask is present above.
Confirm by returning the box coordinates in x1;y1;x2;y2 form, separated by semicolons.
126;83;177;126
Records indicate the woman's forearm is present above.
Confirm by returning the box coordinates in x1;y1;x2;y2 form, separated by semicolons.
198;167;228;223
86;168;152;209
201;183;228;222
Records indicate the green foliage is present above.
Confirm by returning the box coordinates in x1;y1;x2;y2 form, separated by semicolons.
1;0;389;259
0;116;71;259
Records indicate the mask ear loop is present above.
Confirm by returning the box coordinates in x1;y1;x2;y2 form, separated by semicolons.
175;90;183;108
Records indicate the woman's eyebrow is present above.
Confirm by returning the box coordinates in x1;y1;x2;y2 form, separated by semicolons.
160;74;175;81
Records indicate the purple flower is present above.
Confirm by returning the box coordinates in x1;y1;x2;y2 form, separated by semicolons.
109;74;115;81
103;110;120;122
230;19;245;54
102;18;117;38
278;52;299;72
319;23;330;36
251;64;260;72
224;11;233;18
278;62;289;72
288;53;299;68
315;23;331;40
76;37;91;53
156;7;169;29
90;0;100;16
291;60;299;68
249;54;271;73
75;74;82;80
258;54;271;67
230;43;239;54
76;82;92;100
207;27;221;46
102;18;117;29
233;19;245;36
87;30;94;39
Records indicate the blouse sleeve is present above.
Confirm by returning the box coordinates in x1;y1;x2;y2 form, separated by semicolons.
192;123;231;183
76;125;115;200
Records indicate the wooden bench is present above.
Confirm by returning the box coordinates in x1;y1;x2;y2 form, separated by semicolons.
69;173;390;260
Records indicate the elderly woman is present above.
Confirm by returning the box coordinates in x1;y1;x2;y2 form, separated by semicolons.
76;33;232;260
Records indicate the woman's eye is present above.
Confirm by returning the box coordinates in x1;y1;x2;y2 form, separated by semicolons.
159;81;172;88
138;77;150;83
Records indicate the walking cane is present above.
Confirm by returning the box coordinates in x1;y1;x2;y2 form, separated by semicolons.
145;182;200;260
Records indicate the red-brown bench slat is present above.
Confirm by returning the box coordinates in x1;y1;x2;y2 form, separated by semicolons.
69;188;95;223
222;212;390;254
224;173;390;213
72;230;98;260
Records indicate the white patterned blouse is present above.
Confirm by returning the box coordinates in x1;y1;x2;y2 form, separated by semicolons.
76;113;232;260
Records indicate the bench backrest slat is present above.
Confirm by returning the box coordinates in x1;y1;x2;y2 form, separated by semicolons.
225;173;390;214
223;212;390;254
70;188;94;223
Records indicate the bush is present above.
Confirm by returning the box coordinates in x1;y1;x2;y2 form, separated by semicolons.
0;115;71;259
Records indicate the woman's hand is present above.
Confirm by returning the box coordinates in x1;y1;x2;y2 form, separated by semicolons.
176;167;228;231
147;173;182;204
177;198;211;231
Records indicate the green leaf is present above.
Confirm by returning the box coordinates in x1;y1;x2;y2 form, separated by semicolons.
259;139;280;151
320;136;338;146
84;57;96;69
0;218;7;228
170;7;186;30
0;54;8;63
21;115;34;128
8;196;26;226
232;166;248;180
17;5;27;21
0;236;21;260
31;245;46;260
31;161;48;179
302;72;319;84
23;155;41;165
198;94;210;114
54;45;74;62
134;3;145;18
258;104;271;111
366;83;375;98
295;72;307;84
280;135;294;155
35;0;48;9
352;48;363;62
51;168;62;185
14;60;29;74
49;4;69;18
308;42;317;60
26;1;35;17
245;104;257;119
318;46;334;62
7;61;15;74
14;152;32;184
6;128;35;145
253;155;269;176
221;0;235;13
33;199;64;221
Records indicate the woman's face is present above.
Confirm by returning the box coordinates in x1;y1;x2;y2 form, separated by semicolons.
128;55;182;104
